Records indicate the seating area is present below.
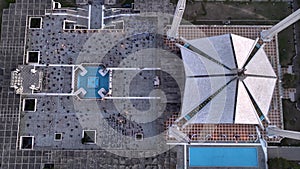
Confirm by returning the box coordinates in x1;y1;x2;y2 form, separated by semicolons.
78;65;88;76
98;68;109;76
98;88;107;98
74;87;87;96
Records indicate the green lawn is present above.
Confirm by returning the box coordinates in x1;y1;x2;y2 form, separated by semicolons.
281;138;300;146
231;2;291;20
184;2;291;24
121;0;134;5
282;73;297;88
282;100;300;130
56;0;77;7
278;25;295;67
5;0;15;3
170;0;179;4
0;0;15;34
281;99;300;146
269;158;300;169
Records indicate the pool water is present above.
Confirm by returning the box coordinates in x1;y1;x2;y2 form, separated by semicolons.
87;77;99;88
189;147;258;167
77;66;109;99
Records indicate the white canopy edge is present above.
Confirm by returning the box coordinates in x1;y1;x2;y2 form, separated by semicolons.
245;45;277;78
243;76;277;117
231;34;256;69
235;81;261;124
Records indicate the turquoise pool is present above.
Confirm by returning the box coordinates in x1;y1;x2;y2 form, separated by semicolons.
77;66;109;99
189;147;258;167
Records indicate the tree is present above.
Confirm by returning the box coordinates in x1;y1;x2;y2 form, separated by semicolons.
282;73;297;88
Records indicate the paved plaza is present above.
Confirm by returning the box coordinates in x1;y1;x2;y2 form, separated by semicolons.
0;0;183;168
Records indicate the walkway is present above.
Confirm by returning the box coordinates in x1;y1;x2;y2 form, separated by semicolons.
267;126;300;140
261;8;300;41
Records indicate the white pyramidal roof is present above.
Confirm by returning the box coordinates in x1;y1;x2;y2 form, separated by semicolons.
177;34;277;127
234;80;261;124
231;34;257;68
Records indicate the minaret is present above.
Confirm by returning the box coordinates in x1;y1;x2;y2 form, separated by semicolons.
261;8;300;41
167;0;186;39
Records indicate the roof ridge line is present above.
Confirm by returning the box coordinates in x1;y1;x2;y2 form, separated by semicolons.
178;38;233;71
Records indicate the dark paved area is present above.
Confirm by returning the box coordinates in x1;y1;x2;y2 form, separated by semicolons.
268;146;300;161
